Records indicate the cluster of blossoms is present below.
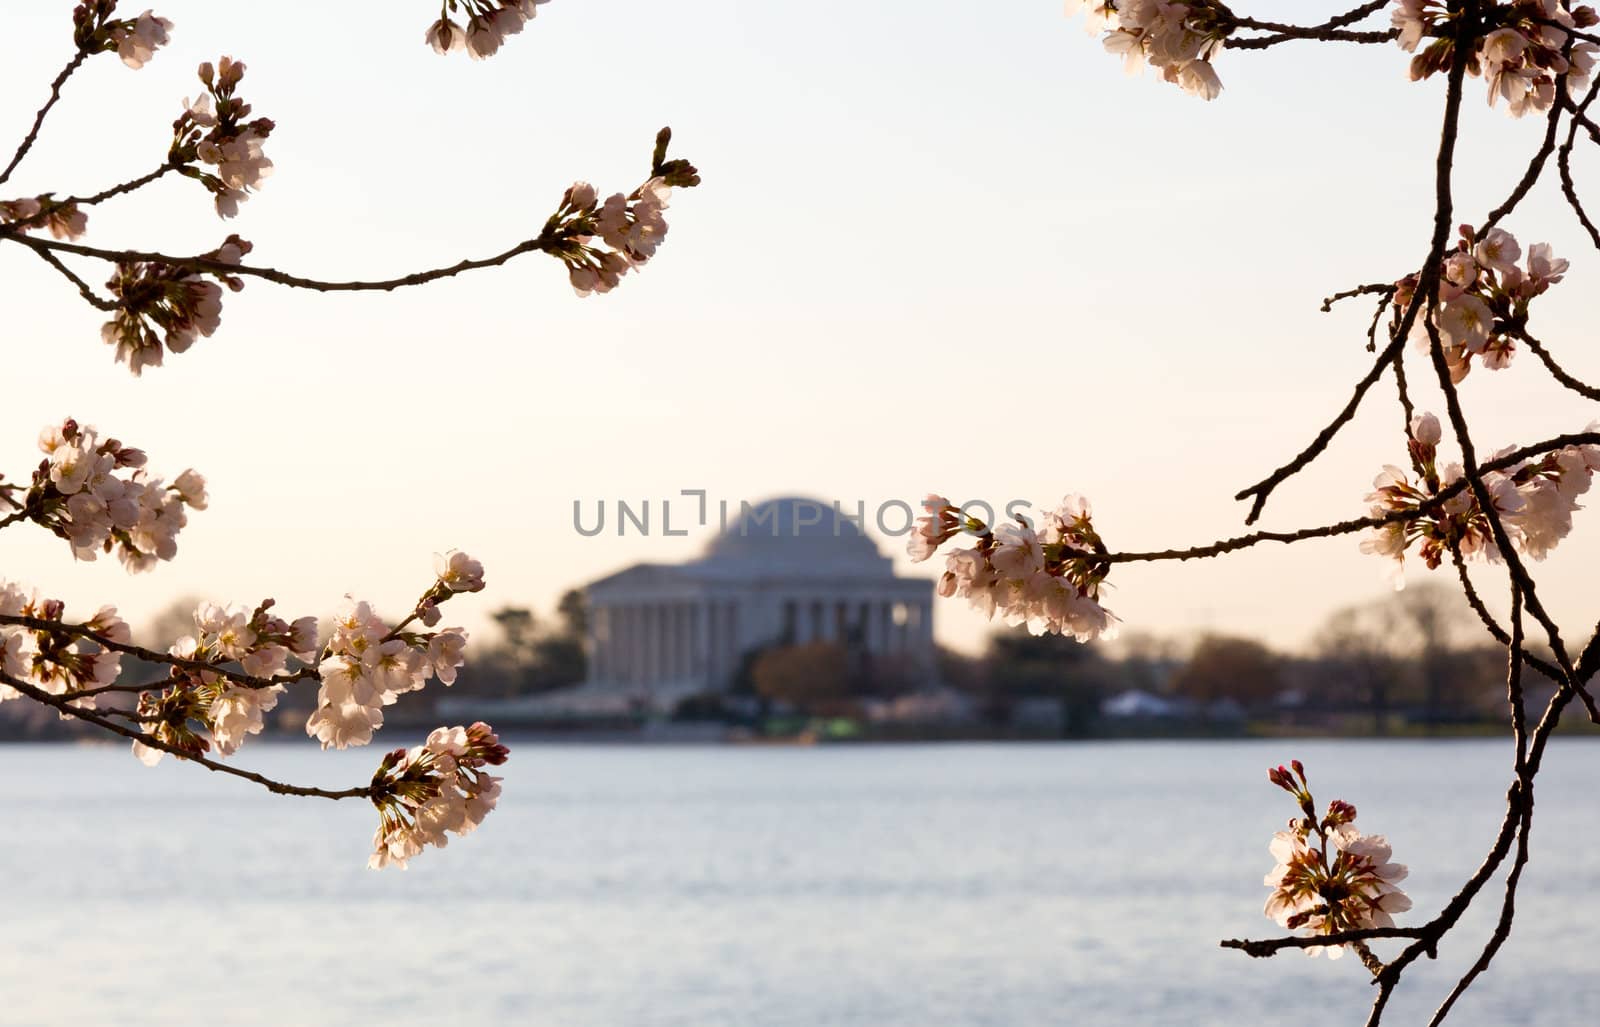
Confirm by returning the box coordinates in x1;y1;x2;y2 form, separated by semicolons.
550;178;675;297
102;234;250;374
1360;411;1600;585
910;494;1120;642
425;0;550;59
1261;761;1412;958
306;553;481;750
1396;0;1599;116
171;59;275;218
0;197;88;242
13;419;207;572
1065;1;1231;100
368;723;509;869
131;598;319;764
71;2;173;70
1395;224;1567;382
0;583;128;708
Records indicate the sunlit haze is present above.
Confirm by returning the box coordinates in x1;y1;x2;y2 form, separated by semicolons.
5;0;1598;654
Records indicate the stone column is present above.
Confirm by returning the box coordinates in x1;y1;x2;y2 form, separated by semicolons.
674;602;688;681
695;600;709;685
591;604;607;682
613;605;628;684
638;604;653;686
681;602;693;680
659;601;672;678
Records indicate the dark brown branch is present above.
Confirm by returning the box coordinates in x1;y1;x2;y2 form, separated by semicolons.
1426;795;1533;1026
0;49;88;187
1105;432;1600;564
1235;1;1476;528
1559;89;1600;249
1479;88;1567;233
1231;336;1406;524
1220;925;1428;957
1369;644;1577;1024
1226;27;1397;50
1446;542;1565;684
4;163;184;235
1318;282;1399;353
1423;312;1596;722
1507;589;1529;774
0;612;318;692
1224;1;1398;50
0;670;372;800
1513;327;1600;401
2;223;564;294
68;161;182;208
31;246;117;310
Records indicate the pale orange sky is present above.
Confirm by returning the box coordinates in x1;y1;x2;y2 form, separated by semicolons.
3;1;1598;656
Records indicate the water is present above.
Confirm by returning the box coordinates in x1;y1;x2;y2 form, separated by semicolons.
5;739;1599;1026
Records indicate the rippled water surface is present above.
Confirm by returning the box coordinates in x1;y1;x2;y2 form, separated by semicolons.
6;739;1600;1025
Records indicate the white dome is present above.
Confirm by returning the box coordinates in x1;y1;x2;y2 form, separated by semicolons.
698;496;893;578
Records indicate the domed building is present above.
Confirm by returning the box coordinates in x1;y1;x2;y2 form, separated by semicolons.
581;496;935;709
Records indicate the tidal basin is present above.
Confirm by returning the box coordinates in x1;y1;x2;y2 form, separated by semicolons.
8;739;1598;1026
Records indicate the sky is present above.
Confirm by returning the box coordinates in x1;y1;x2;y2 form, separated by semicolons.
3;0;1599;657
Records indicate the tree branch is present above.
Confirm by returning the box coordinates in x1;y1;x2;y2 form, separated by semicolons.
30;245;117;311
0;612;318;692
1;224;566;294
0;49;88;187
0;670;373;800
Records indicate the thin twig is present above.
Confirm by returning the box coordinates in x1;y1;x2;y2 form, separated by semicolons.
30;246;117;310
0;50;88;187
1514;327;1600;402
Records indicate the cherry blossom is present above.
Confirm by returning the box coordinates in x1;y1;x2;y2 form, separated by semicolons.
915;495;1119;642
20;419;205;570
1397;224;1565;381
550;174;692;298
367;722;509;869
1399;0;1600;118
305;556;484;750
423;1;552;60
106;9;173;70
435;550;487;594
0;587;127;707
1262;762;1411;959
101;235;251;374
171;59;276;218
1066;0;1232;100
126;597;319;763
1360;412;1597;584
0;198;88;241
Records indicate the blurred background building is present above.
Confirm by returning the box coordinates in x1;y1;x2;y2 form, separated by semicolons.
474;497;936;718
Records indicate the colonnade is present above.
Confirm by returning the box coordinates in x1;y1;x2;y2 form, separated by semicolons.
589;594;934;688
